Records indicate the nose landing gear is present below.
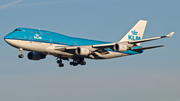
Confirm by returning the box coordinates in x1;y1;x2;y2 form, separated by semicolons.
18;48;24;58
18;54;24;58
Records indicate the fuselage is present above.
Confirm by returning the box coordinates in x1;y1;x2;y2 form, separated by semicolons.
4;28;143;59
3;20;173;67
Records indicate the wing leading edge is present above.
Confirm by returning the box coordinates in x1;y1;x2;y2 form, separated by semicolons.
92;32;174;49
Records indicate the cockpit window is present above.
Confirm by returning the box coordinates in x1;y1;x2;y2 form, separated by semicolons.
14;29;21;31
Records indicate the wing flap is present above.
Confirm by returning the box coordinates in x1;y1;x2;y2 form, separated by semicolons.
55;46;78;51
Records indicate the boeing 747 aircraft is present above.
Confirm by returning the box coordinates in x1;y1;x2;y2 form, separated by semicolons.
4;20;174;67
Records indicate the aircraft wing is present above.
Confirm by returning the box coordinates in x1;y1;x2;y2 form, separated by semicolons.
54;32;174;55
128;32;174;44
54;43;116;51
54;45;113;56
92;32;174;49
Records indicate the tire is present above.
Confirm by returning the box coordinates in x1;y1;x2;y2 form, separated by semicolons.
70;62;74;65
18;54;24;58
81;61;86;65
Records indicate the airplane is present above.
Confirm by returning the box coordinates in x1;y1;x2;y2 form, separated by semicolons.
4;20;174;67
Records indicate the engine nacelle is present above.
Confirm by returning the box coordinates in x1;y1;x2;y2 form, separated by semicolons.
27;52;46;60
75;47;90;56
113;44;128;52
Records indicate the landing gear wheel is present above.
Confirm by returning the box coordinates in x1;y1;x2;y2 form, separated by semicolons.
57;58;64;67
18;54;24;58
70;62;74;65
18;48;23;58
73;63;78;66
57;60;60;63
81;61;86;65
59;63;64;67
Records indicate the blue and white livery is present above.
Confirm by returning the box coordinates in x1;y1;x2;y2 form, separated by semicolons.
4;20;174;67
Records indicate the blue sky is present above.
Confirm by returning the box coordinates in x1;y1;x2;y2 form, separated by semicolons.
0;0;180;101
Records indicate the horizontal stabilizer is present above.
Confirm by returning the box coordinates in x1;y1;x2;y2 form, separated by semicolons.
131;45;165;51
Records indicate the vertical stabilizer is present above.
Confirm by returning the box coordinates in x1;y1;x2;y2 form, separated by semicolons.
119;20;147;46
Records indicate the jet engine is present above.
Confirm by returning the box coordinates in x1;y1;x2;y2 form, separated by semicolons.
75;47;90;56
27;52;46;60
113;44;128;52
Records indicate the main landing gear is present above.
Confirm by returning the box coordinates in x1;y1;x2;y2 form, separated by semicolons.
56;57;86;67
18;48;24;58
57;59;64;67
69;58;86;66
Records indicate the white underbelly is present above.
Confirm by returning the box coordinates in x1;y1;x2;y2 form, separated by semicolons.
5;39;130;59
5;39;74;56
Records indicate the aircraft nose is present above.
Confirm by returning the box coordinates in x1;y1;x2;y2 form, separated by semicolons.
4;35;7;41
4;34;11;43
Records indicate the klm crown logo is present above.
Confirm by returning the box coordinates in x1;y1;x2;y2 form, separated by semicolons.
131;30;138;35
34;34;42;39
128;30;141;41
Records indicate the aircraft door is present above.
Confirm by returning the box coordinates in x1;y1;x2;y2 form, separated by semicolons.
29;36;33;43
50;38;53;45
39;30;44;37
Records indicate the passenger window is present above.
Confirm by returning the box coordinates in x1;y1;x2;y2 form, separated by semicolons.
14;29;21;31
